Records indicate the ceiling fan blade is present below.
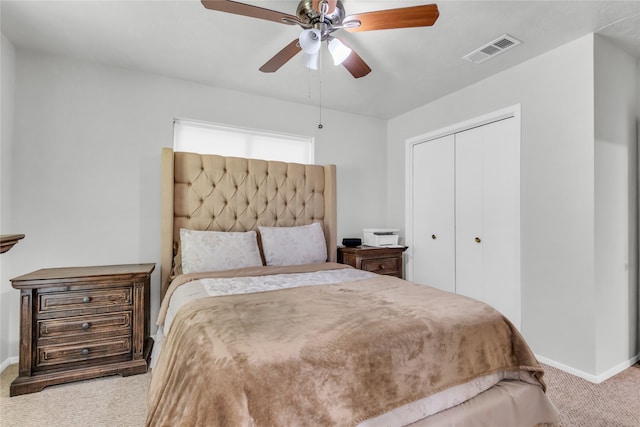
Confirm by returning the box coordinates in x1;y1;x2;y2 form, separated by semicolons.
259;39;302;73
338;40;371;78
201;0;298;24
312;0;337;15
344;4;439;32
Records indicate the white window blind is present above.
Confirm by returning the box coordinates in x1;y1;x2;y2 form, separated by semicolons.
173;119;314;164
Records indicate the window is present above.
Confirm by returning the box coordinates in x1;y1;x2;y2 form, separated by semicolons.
173;119;314;164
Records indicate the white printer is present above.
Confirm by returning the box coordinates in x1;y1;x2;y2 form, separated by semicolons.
362;228;400;247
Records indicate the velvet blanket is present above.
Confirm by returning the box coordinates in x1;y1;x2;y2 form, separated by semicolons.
147;267;544;426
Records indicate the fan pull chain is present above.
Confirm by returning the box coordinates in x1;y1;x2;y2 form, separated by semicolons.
308;64;312;101
318;53;323;129
318;77;323;129
306;56;322;129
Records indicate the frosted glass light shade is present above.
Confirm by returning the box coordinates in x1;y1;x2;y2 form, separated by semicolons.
302;52;319;70
299;29;321;54
328;38;351;65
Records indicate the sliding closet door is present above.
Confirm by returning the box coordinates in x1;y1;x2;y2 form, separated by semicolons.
455;117;520;328
411;135;455;292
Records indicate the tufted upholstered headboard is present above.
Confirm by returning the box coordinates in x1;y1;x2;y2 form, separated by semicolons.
160;148;337;298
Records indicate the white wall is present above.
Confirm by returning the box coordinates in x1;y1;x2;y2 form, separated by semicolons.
388;34;629;376
594;36;639;373
1;47;387;363
0;34;17;367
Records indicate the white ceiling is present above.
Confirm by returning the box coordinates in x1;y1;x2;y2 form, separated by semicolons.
2;0;639;119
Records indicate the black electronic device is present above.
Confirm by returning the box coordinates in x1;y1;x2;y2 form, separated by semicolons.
342;238;362;247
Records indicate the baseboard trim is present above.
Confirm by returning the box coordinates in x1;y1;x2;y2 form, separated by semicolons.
537;353;640;384
0;356;18;373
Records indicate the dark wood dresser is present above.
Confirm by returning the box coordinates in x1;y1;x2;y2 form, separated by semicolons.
10;263;155;396
338;246;408;279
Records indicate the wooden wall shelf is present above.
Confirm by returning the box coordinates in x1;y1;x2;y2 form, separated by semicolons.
0;234;25;254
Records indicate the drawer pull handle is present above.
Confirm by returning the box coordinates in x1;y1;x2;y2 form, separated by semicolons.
82;296;90;303
475;237;481;243
81;348;89;356
379;265;385;269
432;234;437;240
81;322;90;330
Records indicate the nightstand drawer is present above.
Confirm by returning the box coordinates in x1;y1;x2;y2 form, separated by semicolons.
37;311;132;341
36;336;132;370
338;246;407;279
361;257;401;276
38;287;133;315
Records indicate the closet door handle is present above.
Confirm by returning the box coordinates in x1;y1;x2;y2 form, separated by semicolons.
475;237;481;243
432;234;437;240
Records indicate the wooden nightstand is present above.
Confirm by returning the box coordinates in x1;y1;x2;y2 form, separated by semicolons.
338;246;408;279
10;263;155;396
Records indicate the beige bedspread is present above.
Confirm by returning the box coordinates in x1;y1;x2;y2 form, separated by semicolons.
147;265;546;426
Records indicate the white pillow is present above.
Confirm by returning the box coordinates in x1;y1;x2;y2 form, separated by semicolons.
258;223;327;266
180;229;263;274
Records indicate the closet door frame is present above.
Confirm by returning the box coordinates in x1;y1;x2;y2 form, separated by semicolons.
405;104;521;325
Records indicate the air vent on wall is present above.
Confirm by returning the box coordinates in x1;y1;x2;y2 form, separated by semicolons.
463;34;522;64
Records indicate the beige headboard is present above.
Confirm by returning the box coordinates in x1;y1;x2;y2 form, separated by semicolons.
160;148;337;298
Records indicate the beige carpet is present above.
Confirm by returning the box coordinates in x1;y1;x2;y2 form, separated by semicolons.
0;363;638;426
543;363;640;427
0;364;148;427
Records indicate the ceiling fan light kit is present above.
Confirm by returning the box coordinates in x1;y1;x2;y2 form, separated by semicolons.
201;0;440;78
302;52;320;70
299;28;322;54
327;37;352;66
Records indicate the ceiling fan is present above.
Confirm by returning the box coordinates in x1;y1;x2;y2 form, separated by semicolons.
201;0;439;78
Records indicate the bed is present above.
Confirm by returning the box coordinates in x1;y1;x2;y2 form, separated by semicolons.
146;148;560;426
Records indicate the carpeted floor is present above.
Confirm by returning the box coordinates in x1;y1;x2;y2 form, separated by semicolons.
543;363;640;427
0;364;149;427
0;363;638;426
